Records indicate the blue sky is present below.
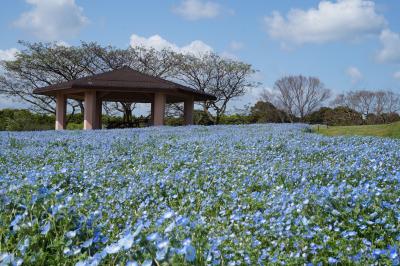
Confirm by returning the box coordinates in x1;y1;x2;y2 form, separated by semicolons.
1;0;400;111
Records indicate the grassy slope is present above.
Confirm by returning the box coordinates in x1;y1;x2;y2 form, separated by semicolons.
316;122;400;139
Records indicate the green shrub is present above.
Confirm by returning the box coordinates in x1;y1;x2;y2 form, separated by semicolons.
219;114;252;124
249;101;290;123
0;109;54;131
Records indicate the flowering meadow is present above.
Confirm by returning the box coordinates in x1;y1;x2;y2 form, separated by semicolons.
1;124;400;265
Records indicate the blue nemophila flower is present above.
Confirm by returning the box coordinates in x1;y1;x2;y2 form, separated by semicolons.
100;236;109;244
373;249;386;258
342;231;357;238
66;230;77;238
81;238;93;248
132;223;143;237
40;222;51;235
328;257;338;264
389;246;398;260
117;232;134;250
104;243;121;254
157;240;169;249
0;253;23;266
10;214;23;228
1;124;400;264
350;252;362;262
156;246;168;261
146;232;160;242
162;210;174;220
184;244;196;262
17;238;30;255
164;221;175;233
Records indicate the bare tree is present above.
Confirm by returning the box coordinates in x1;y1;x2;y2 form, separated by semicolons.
271;75;330;121
0;41;92;114
382;90;400;114
0;42;178;123
353;90;376;117
175;53;258;124
374;90;386;115
332;89;400;118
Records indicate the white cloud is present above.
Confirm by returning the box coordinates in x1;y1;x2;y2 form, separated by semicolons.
14;0;88;41
229;41;244;51
0;48;19;61
172;0;220;20
129;34;213;56
264;0;387;45
394;71;400;80
55;40;71;47
220;51;238;60
346;66;363;84
377;29;400;63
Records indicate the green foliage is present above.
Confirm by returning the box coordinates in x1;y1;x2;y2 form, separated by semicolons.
165;112;253;126
193;110;214;125
0;109;54;131
66;123;83;130
67;113;84;124
249;101;290;123
165;117;184;126
304;107;333;124
306;107;400;127
305;107;363;126
365;113;400;125
218;114;252;125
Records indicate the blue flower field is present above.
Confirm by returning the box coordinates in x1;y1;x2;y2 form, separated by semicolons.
1;124;400;265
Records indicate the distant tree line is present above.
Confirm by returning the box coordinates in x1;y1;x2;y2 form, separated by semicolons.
251;83;400;126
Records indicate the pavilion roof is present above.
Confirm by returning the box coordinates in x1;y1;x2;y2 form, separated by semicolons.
33;66;216;101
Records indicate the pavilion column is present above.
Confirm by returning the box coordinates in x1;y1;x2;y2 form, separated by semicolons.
55;93;67;130
84;90;98;130
184;97;194;125
150;100;155;126
95;97;102;129
153;93;166;126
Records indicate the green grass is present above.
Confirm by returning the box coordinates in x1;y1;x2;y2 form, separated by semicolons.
66;122;84;130
314;122;400;139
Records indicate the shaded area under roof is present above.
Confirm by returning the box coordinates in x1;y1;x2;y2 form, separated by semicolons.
33;66;216;102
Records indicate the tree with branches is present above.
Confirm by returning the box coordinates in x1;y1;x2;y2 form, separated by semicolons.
175;53;258;124
263;75;331;121
332;89;400;118
0;42;178;123
0;41;257;125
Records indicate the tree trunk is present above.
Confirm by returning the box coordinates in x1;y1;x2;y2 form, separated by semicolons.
203;106;216;124
122;104;133;123
78;100;85;114
215;113;221;125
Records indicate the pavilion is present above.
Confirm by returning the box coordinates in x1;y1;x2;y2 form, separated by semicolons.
33;66;216;130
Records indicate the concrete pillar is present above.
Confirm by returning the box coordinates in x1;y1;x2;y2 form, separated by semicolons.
153;93;165;126
184;97;194;125
95;97;102;129
150;101;154;126
84;91;97;130
55;93;67;130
